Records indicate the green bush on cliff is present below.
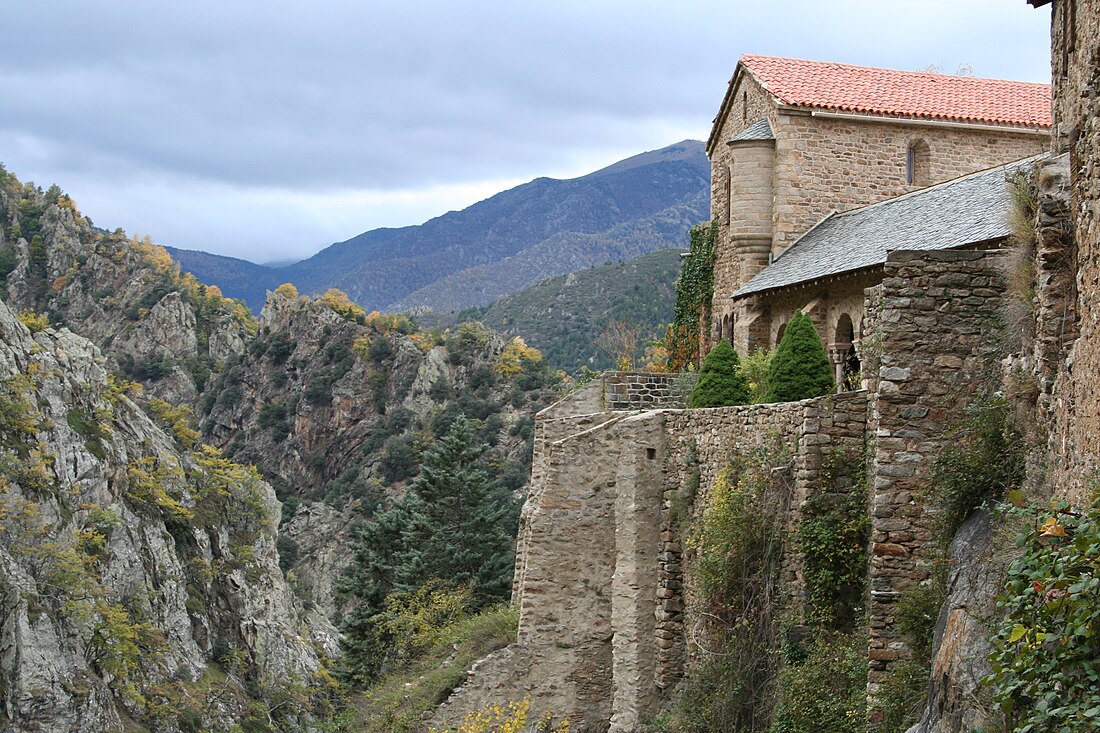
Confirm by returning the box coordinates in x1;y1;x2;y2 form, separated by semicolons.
765;312;834;403
985;493;1100;733
689;340;750;408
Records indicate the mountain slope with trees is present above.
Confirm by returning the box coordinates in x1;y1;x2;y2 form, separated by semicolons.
463;247;682;372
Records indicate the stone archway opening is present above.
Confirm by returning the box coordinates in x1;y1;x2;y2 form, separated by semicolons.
832;313;860;391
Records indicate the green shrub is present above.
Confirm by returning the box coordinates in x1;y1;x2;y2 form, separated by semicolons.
0;246;16;281
689;340;750;408
379;434;421;484
658;447;788;732
771;632;866;733
875;660;930;733
276;535;299;572
797;484;869;630
985;493;1100;733
930;396;1024;540
742;348;774;404
765;312;833;403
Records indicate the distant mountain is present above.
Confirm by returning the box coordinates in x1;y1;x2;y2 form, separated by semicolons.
168;140;708;313
463;248;683;373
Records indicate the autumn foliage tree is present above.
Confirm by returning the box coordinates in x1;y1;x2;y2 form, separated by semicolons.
596;320;643;371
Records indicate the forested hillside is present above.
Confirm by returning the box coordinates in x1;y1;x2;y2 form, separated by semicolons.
463;248;681;372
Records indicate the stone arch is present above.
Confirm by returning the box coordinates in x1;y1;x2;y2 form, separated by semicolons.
831;312;860;391
906;138;931;186
722;312;733;342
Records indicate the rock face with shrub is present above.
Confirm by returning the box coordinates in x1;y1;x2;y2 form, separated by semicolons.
0;167;566;727
0;170;252;407
0;297;337;732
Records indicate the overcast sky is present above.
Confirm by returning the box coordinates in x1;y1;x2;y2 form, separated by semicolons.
0;1;1052;264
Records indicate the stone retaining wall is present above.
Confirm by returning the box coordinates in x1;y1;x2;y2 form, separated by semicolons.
867;249;1008;690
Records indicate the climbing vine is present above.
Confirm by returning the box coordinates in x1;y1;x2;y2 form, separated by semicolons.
666;221;717;372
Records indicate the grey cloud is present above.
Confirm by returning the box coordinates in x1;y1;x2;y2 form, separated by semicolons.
0;0;1051;260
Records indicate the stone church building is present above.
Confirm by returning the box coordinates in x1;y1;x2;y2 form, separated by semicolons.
708;55;1050;382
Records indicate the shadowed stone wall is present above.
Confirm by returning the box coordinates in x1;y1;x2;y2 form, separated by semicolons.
867;249;1008;690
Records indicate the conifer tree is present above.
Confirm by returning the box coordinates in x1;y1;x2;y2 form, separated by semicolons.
689;340;750;407
765;311;834;402
339;415;516;680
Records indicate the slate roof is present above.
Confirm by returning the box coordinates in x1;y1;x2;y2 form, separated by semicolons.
732;157;1042;299
740;55;1052;128
730;118;774;142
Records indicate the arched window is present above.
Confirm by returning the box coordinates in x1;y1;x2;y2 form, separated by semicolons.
906;139;930;186
775;321;787;346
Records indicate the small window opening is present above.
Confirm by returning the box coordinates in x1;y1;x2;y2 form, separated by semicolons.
906;139;930;186
646;448;657;460
742;92;748;123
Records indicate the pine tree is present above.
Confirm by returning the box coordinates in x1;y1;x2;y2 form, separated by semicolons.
765;311;834;402
394;415;515;603
689;340;750;407
338;415;517;680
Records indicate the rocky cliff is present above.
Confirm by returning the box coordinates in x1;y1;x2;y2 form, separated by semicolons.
0;297;337;732
199;287;561;617
0;173;252;408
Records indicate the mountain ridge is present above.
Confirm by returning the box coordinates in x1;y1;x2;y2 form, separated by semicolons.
168;139;707;313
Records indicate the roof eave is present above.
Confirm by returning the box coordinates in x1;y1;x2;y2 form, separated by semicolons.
774;105;1050;134
731;263;885;301
706;60;781;157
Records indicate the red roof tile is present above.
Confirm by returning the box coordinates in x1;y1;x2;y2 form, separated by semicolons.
740;55;1051;128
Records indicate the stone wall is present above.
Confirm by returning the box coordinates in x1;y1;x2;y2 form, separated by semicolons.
603;372;696;411
435;251;1013;730
1045;0;1100;503
867;249;1008;689
770;114;1048;255
437;389;868;733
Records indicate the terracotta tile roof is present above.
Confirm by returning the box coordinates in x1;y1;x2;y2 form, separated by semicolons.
740;55;1052;128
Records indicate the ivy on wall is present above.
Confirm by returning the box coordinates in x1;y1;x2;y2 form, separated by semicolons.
666;221;717;372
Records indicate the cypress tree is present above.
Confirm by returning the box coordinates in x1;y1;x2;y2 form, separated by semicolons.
689;340;750;407
765;311;834;402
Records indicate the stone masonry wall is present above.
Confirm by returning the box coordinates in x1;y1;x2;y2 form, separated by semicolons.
439;247;1011;729
868;249;1008;690
770;114;1048;255
603;372;696;411
1046;0;1100;503
436;388;869;733
661;392;868;686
